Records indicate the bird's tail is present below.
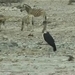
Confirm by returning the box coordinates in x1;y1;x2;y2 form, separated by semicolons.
53;45;57;51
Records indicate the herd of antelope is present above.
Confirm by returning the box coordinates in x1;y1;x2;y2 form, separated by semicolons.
0;0;75;32
0;4;47;32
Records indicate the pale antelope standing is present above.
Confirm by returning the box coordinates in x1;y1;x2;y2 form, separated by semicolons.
21;15;33;31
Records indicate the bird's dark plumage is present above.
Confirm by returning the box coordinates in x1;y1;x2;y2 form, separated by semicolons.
43;32;56;51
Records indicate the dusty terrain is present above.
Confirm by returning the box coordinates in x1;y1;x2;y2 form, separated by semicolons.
0;0;75;75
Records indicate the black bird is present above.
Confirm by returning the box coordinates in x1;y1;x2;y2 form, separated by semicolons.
43;31;57;51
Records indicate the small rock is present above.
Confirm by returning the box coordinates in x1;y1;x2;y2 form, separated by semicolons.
28;33;34;37
2;35;8;41
0;58;3;62
67;55;74;61
9;41;18;47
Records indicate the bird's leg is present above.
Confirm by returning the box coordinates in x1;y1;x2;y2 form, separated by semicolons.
42;23;47;33
48;49;50;57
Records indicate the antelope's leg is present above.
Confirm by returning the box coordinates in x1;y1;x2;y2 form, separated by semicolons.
26;24;29;31
21;20;24;31
3;21;6;28
29;16;34;31
0;24;1;31
44;15;47;21
32;16;34;25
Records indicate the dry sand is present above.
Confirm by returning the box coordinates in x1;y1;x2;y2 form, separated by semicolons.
0;0;75;75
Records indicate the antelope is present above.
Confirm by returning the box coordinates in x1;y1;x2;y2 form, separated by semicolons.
20;4;47;25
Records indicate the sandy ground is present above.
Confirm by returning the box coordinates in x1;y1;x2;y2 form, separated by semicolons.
0;0;75;75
